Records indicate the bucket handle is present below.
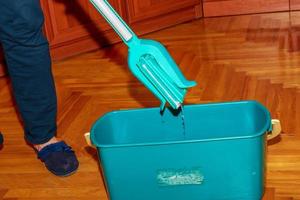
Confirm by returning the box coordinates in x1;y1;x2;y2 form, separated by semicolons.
267;119;281;140
84;132;96;148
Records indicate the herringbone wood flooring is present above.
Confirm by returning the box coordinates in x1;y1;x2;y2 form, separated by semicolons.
1;11;300;199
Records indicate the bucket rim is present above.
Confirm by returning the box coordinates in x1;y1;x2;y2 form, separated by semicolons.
90;100;272;148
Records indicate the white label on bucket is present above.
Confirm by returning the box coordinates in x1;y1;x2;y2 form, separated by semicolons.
157;167;204;186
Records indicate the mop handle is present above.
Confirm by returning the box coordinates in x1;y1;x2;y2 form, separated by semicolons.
89;0;137;44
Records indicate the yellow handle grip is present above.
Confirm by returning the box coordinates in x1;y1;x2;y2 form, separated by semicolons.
84;132;96;148
267;119;281;140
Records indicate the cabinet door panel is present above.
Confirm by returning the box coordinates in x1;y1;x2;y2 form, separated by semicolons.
291;0;300;10
127;0;200;23
41;0;124;59
203;0;289;17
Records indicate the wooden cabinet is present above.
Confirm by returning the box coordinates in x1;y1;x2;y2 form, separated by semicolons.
127;0;201;23
203;0;289;17
127;0;202;36
40;0;202;60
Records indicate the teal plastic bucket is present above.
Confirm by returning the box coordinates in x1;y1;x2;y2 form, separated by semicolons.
90;100;272;200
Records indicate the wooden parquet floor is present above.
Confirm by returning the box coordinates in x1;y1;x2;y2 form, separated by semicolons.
1;11;300;199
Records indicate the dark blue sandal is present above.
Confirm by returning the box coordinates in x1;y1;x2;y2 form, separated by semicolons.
37;141;79;177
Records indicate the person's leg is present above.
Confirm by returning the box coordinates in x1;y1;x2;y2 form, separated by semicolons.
0;0;78;176
0;0;56;144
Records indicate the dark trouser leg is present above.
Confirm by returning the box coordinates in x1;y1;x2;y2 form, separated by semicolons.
0;0;57;144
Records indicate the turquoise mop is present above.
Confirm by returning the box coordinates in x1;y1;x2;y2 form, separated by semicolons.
90;0;197;110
